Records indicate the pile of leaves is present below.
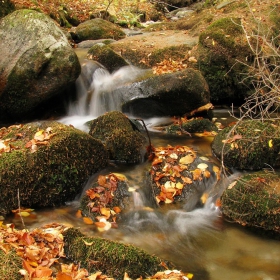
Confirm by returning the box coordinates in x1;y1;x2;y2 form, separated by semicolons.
79;173;131;231
150;145;220;205
0;222;99;279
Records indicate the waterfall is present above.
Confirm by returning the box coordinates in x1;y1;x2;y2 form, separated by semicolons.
67;59;147;118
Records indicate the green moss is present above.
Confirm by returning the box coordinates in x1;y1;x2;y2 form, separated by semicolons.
0;249;22;280
63;228;170;279
89;111;146;163
221;171;280;237
212;120;280;170
198;17;253;103
0;121;108;215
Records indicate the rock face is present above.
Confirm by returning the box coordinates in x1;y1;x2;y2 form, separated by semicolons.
117;68;210;118
88;111;147;163
73;18;126;42
221;171;280;237
212;120;280;170
0;9;81;122
0;121;109;215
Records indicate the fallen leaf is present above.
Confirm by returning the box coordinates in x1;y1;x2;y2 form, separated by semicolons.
179;154;195;165
83;217;94;225
227;181;237;189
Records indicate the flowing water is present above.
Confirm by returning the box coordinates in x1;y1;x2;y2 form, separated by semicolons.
8;53;280;280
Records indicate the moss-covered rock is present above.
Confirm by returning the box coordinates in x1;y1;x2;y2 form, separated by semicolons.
0;9;81;122
74;18;126;42
0;121;109;215
63;227;170;279
221;171;280;237
88;111;146;163
88;44;128;72
0;249;22;280
197;17;253;104
166;118;218;134
212;120;280;170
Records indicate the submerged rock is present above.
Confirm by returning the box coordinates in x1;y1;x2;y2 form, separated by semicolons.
0;121;108;215
0;9;81;122
88;111;146;163
221;170;280;237
212;120;280;170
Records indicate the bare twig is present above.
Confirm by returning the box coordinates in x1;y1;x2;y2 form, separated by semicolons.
17;188;26;229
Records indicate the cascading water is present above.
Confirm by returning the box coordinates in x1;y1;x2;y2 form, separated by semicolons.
60;59;148;130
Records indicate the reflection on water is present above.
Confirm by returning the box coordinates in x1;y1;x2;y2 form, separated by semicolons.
6;120;280;280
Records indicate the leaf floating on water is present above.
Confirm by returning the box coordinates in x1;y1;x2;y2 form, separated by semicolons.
199;156;209;161
112;173;127;181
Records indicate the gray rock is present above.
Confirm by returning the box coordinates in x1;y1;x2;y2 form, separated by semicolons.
112;68;210;118
0;9;81;121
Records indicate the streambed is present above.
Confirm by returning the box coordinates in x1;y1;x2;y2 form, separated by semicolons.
7;119;280;280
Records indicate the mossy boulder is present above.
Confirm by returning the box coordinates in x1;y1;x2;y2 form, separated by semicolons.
197;17;252;104
0;249;22;280
0;0;15;18
0;121;109;215
221;171;280;237
88;44;128;72
0;9;81;122
212;120;280;170
88;111;146;163
63;227;170;279
73;18;126;42
166;118;218;134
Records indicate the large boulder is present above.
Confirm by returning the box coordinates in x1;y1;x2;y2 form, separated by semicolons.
0;121;109;215
197;17;253;105
212;120;280;170
73;18;126;42
0;9;81;122
88;111;147;163
221;171;280;237
117;68;210;118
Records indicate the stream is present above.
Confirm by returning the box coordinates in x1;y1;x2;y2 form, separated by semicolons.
7;49;280;280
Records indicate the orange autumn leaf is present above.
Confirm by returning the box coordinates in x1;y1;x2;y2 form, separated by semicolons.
34;266;53;278
100;207;111;218
83;217;94;225
23;260;35;277
56;272;73;280
75;209;82;218
22;232;35;245
203;170;211;178
113;206;121;214
95;222;106;228
192;169;202;181
98;175;107;186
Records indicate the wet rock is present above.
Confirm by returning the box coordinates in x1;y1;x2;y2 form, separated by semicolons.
73;18;126;42
117;68;210;118
88;111;146;163
147;145;221;211
88;44;128;72
221;170;280;238
0;9;81;122
77;39;116;48
0;121;109;215
212;120;280;170
166;118;218;134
